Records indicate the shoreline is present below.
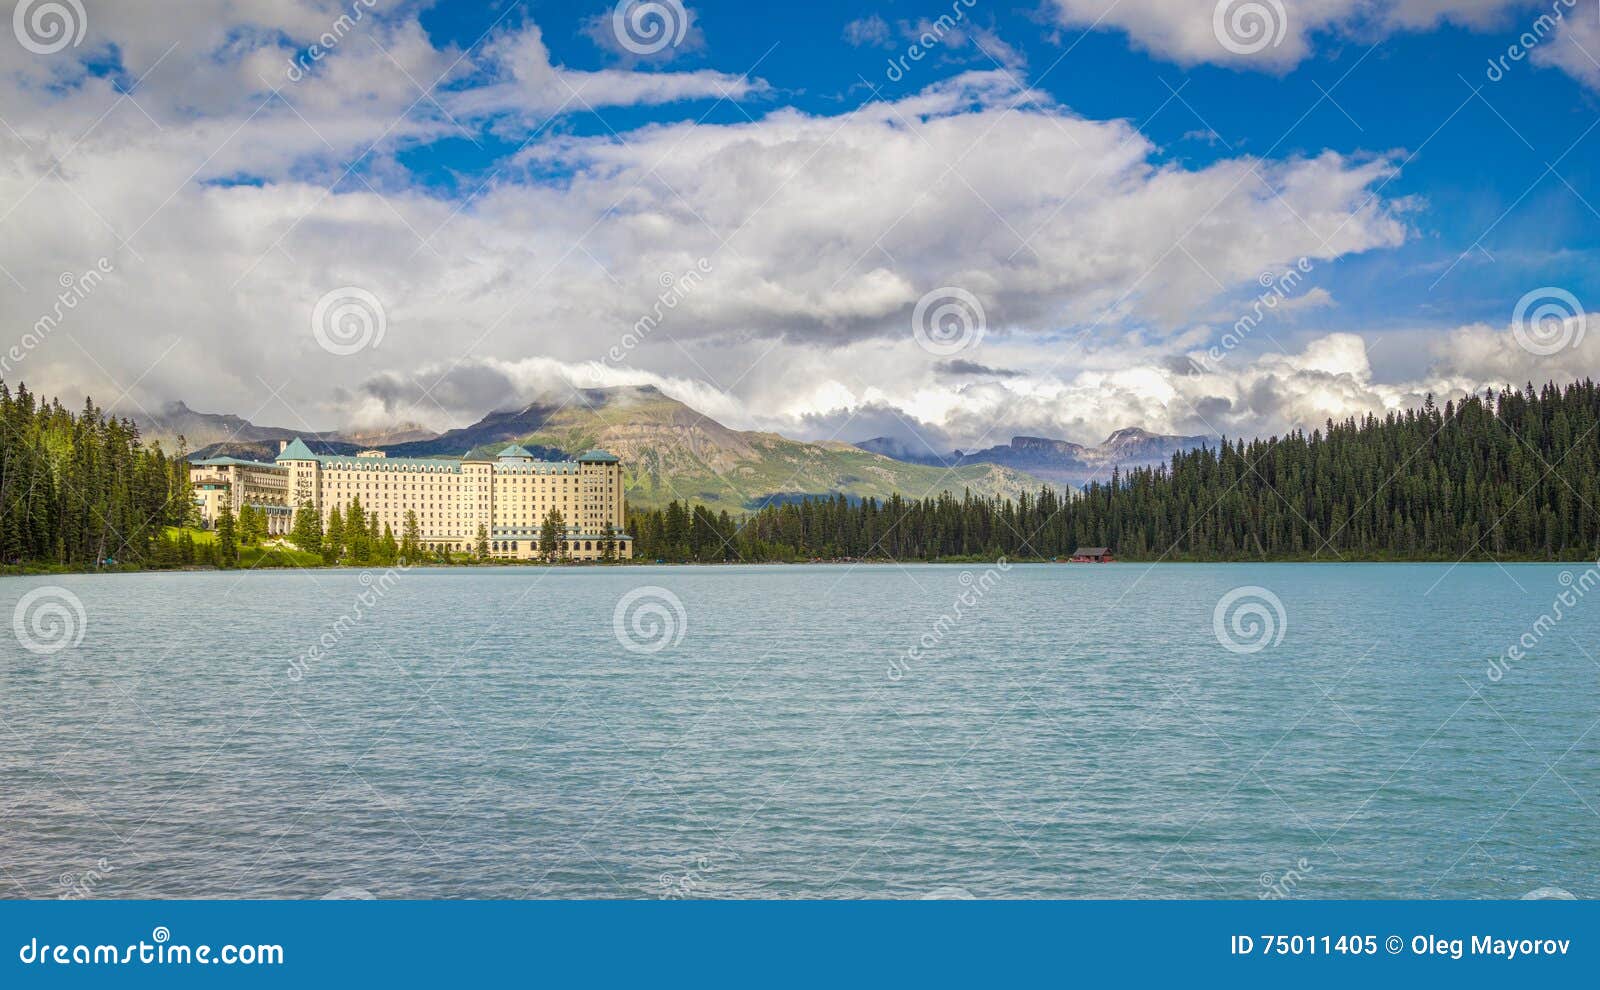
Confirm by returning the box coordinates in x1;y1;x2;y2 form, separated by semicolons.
5;555;1598;577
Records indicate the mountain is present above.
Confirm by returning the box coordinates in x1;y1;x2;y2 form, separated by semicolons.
459;386;1045;510
189;437;366;461
857;427;1209;488
136;401;436;458
169;386;1046;510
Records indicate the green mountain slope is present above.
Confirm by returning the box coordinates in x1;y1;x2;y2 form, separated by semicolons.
468;386;1045;510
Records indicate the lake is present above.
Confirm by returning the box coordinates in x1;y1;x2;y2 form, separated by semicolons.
1;562;1596;899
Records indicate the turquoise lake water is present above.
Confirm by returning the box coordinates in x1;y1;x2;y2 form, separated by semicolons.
1;563;1597;899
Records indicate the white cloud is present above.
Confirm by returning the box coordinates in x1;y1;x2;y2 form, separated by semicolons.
1532;2;1600;90
447;23;762;127
748;317;1597;455
843;16;893;48
1048;0;1542;70
0;5;1441;452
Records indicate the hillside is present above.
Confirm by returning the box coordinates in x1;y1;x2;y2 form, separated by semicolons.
138;401;435;454
175;385;1047;510
467;386;1045;510
634;381;1600;562
857;427;1209;488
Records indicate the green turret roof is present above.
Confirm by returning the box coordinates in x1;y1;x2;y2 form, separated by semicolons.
498;444;534;459
577;449;620;463
276;437;317;461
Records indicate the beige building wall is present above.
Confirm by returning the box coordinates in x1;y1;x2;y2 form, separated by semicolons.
189;458;293;535
270;441;631;560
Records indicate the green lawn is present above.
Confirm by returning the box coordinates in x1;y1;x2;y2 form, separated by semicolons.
164;526;217;544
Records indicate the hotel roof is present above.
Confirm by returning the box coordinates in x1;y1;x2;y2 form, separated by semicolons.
191;455;281;470
273;437;621;471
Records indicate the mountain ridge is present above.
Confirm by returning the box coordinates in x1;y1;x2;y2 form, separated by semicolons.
174;385;1049;510
136;400;437;453
856;427;1209;488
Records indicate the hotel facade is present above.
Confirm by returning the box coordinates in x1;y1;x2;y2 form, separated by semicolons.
192;439;632;560
189;456;294;536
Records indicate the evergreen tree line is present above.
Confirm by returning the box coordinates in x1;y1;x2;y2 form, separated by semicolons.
10;379;1600;569
627;381;1600;563
0;381;193;568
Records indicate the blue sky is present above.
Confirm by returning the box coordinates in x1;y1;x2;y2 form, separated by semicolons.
395;0;1600;339
4;0;1599;448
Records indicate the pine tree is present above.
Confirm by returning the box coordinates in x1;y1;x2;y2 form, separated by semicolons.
381;523;399;566
345;496;370;564
290;500;322;555
400;510;421;563
215;502;238;568
539;509;565;562
323;506;344;565
475;522;490;561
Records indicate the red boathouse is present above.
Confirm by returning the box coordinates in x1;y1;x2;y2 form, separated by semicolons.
1070;547;1115;563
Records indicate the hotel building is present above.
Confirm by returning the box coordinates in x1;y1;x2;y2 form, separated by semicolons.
189;456;294;536
191;439;632;560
